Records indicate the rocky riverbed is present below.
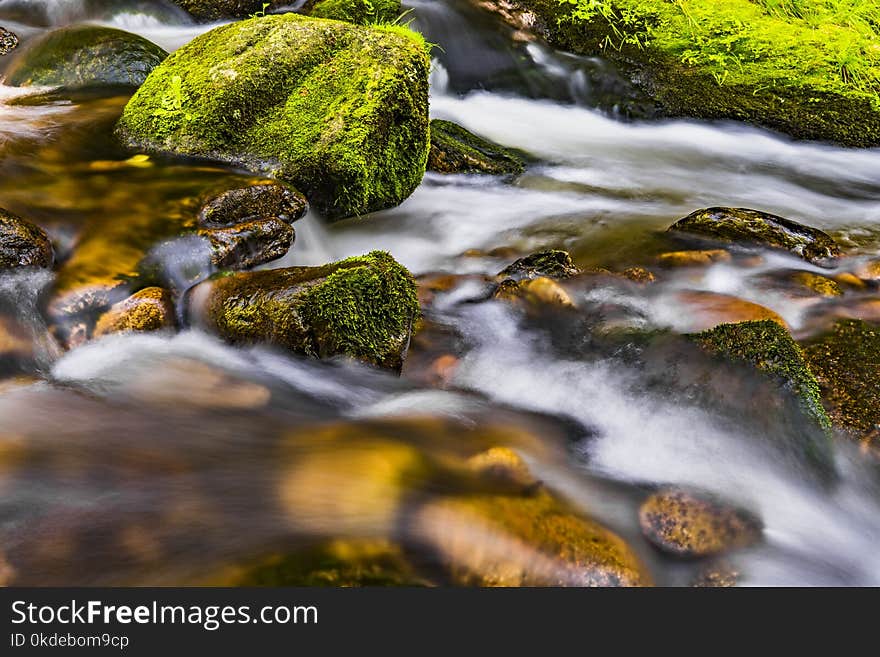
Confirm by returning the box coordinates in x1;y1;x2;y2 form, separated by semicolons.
0;0;879;586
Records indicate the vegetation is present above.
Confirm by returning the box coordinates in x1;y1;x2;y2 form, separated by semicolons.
310;0;402;25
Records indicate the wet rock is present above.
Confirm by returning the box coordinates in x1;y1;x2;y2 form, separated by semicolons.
669;208;840;264
639;488;761;558
411;488;649;586
692;320;833;468
171;1;282;20
200;218;295;270
93;288;175;338
676;290;786;332
466;447;539;491
116;15;430;221
658;249;731;268
226;539;423;587
620;267;655;284
802;320;880;447
498;249;579;281
0;208;53;270
0;26;18;56
0;315;34;376
308;0;402;25
833;273;868;291
494;276;575;309
790;271;843;297
691;560;740;587
190;251;419;369
198;181;308;228
4;25;168;89
428;119;525;176
855;259;880;283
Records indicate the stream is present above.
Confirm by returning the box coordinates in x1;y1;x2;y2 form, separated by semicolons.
1;0;880;586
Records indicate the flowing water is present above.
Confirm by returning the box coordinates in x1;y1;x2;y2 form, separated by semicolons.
1;0;880;586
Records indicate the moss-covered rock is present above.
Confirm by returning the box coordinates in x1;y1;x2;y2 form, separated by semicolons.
190;251;419;369
498;249;579;281
639;488;761;558
170;0;279;20
93;287;176;338
691;320;833;470
198;181;308;227
802;320;880;446
669;208;839;264
428;119;526;176
308;0;402;25
412;487;649;586
0;208;53;270
115;15;431;220
516;0;880;146
4;25;167;89
0;26;18;56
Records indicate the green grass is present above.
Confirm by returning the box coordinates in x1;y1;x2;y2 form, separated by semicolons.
557;0;880;107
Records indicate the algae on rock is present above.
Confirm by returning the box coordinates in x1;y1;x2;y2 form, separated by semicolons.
308;0;402;25
116;14;431;220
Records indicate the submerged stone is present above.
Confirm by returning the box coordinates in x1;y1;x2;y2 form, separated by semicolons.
428;119;525;176
412;488;649;586
93;287;176;338
639;488;761;558
0;208;53;270
802;320;880;447
308;0;402;25
658;249;731;268
669;208;839;264
189;251;420;369
4;25;168;89
0;26;18;56
116;15;430;220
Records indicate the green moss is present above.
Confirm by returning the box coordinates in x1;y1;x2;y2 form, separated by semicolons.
4;25;167;88
310;0;402;25
802;319;880;442
692;320;831;434
526;0;880;145
171;0;272;20
203;251;420;368
428;119;526;176
115;14;430;220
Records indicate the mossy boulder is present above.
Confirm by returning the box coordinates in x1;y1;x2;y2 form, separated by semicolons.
0;208;53;270
518;0;880;146
639;488;761;558
189;251;420;369
308;0;402;25
692;319;833;471
115;15;431;220
497;249;579;281
198;181;308;228
428;119;526;176
4;25;167;89
93;287;176;338
0;26;18;56
669;208;839;264
802;320;880;447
